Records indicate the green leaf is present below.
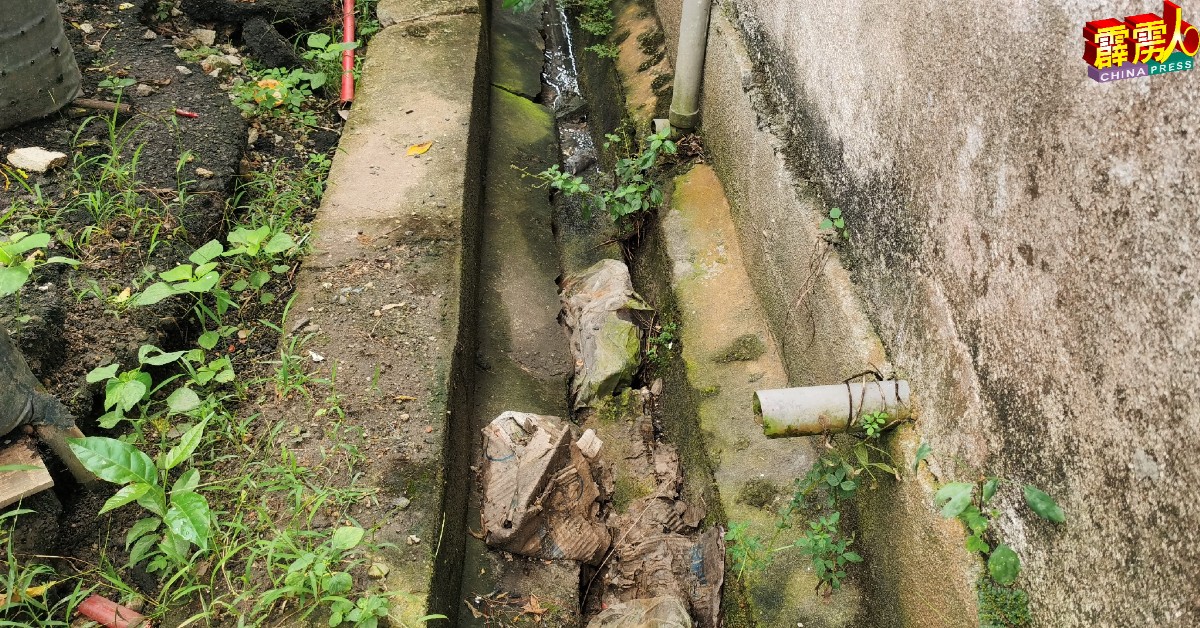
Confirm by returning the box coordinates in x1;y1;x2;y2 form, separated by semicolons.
100;482;152;515
132;281;177;306
165;490;213;549
260;292;276;305
982;478;999;505
934;482;974;518
309;72;327;90
264;232;296;255
829;207;842;219
162;419;207;470
965;534;990;553
98;410;124;429
271;264;290;274
118;379;148;412
330;526;365;551
182;271;220;293
68;436;157;486
960;505;989;535
166;387;202;415
819;219;833;230
189;240;224;265
128;534;159;565
139;345;187;366
230;279;249;292
1022;484;1065;523
7;232;51;254
307;32;332;49
159;264;194;282
0;265;32;297
87;363;120;383
198;331;220;350
126;517;161;550
173;468;200;494
43;256;79;267
842;551;862;563
249;270;271;289
988;544;1020;585
322;571;353;594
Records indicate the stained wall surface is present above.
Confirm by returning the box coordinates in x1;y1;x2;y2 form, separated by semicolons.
654;0;1200;625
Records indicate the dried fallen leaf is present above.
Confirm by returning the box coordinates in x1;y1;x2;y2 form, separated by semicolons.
406;141;433;156
0;581;56;606
394;395;416;402
118;2;135;9
523;595;546;616
114;287;132;303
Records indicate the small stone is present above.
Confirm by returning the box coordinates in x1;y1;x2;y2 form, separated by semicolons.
367;563;390;579
135;83;155;97
247;128;259;146
195;167;214;179
79;23;94;34
394;496;411;510
373;310;382;317
142;29;158;40
191;28;217;46
200;54;232;74
406;535;421;546
7;147;68;173
176;65;192;75
309;350;325;363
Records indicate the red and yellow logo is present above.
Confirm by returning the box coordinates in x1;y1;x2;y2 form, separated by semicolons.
1084;1;1198;81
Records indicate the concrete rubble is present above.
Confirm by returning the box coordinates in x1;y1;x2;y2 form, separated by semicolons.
560;259;652;409
6;147;68;173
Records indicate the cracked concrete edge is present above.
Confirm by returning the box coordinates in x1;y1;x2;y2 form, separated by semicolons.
293;7;490;625
377;0;481;28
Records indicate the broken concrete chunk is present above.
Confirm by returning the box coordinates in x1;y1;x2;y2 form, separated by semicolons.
480;412;610;564
191;28;217;46
587;597;693;628
560;259;652;409
6;147;68;173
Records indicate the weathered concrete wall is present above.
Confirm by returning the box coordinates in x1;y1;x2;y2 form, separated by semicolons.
655;0;1200;625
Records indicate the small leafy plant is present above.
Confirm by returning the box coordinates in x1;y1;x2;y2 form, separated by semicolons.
299;33;359;92
537;129;676;230
644;321;678;368
68;421;216;576
0;231;79;298
85;344;190;428
795;511;861;594
231;68;319;125
933;478;1065;586
820;207;849;241
98;75;136;96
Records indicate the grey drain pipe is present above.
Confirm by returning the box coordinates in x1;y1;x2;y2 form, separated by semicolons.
668;0;713;130
754;381;912;438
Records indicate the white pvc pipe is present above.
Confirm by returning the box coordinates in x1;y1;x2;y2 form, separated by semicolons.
668;0;713;129
754;381;911;438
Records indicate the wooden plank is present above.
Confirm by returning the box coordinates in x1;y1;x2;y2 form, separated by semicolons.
0;440;53;509
34;424;96;487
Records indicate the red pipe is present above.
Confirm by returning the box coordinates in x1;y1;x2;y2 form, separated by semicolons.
78;595;150;628
340;0;356;106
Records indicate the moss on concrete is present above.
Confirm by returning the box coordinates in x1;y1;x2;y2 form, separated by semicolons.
713;333;766;363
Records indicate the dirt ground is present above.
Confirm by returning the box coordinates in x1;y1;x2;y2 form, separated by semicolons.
1;0;349;619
